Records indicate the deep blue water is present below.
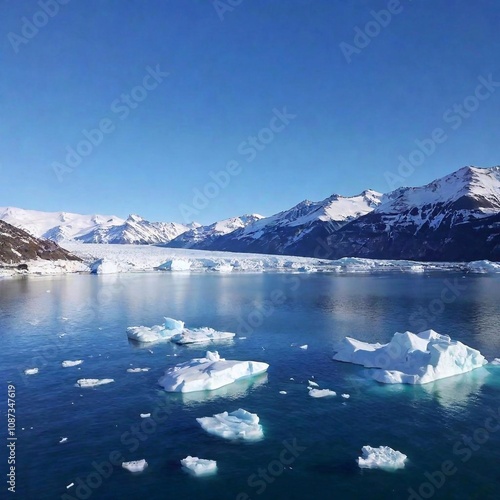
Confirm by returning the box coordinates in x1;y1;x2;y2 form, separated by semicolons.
1;272;500;500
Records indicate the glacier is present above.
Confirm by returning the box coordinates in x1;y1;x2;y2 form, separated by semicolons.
333;330;487;384
158;350;269;393
196;408;264;441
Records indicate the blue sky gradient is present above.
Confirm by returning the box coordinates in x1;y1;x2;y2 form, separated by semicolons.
1;0;500;224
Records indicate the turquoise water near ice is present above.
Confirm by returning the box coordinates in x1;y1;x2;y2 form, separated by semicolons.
1;272;500;500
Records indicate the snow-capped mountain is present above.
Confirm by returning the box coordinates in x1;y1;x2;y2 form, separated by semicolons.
0;220;81;264
181;190;384;254
322;166;500;261
167;214;265;249
0;208;197;245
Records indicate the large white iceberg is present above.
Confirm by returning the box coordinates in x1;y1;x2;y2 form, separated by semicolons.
170;327;235;345
122;459;148;473
197;408;263;441
158;351;268;393
333;330;487;384
181;456;217;476
309;388;336;398
62;360;83;368
357;445;407;470
127;317;184;343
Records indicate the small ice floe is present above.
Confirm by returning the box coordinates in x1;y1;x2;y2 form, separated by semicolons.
181;456;217;476
75;378;114;388
127;367;150;373
309;388;336;398
357;445;407;470
279;391;287;395
158;351;268;393
171;327;235;345
490;358;500;365
341;394;350;399
290;377;295;381
127;317;184;343
59;437;68;444
60;317;69;321
308;380;319;387
122;459;148;473
299;345;308;350
239;337;247;340
333;330;487;384
62;360;83;368
140;413;151;418
66;482;74;489
24;368;38;375
197;409;264;441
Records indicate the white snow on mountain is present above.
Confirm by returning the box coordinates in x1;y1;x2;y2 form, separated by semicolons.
235;190;383;240
169;214;264;247
375;166;500;229
0;207;197;244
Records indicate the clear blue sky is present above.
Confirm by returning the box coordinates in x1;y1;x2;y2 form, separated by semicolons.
1;0;499;224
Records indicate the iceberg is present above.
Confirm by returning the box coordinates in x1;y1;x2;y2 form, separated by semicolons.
309;388;336;398
491;358;500;365
127;367;150;373
75;378;114;388
24;368;38;375
127;317;185;343
170;327;235;345
122;459;148;473
333;330;487;385
197;408;263;441
357;445;407;470
158;351;268;393
62;360;83;368
181;456;217;476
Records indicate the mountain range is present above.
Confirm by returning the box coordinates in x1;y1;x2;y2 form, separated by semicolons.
1;165;499;262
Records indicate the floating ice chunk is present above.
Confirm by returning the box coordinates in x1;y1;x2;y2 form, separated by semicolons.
309;388;336;398
357;445;407;470
333;330;487;385
491;358;500;365
75;378;114;388
158;351;268;393
171;327;235;345
279;391;287;395
158;259;191;271
122;459;148;473
127;317;184;343
66;483;74;489
197;409;263;441
62;360;83;368
140;413;151;418
308;380;319;387
341;394;350;399
299;345;308;350
127;367;150;373
90;258;119;274
239;337;247;340
467;260;500;274
59;437;68;443
181;456;217;476
24;368;38;375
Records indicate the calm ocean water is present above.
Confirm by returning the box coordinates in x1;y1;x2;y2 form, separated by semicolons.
1;272;500;500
